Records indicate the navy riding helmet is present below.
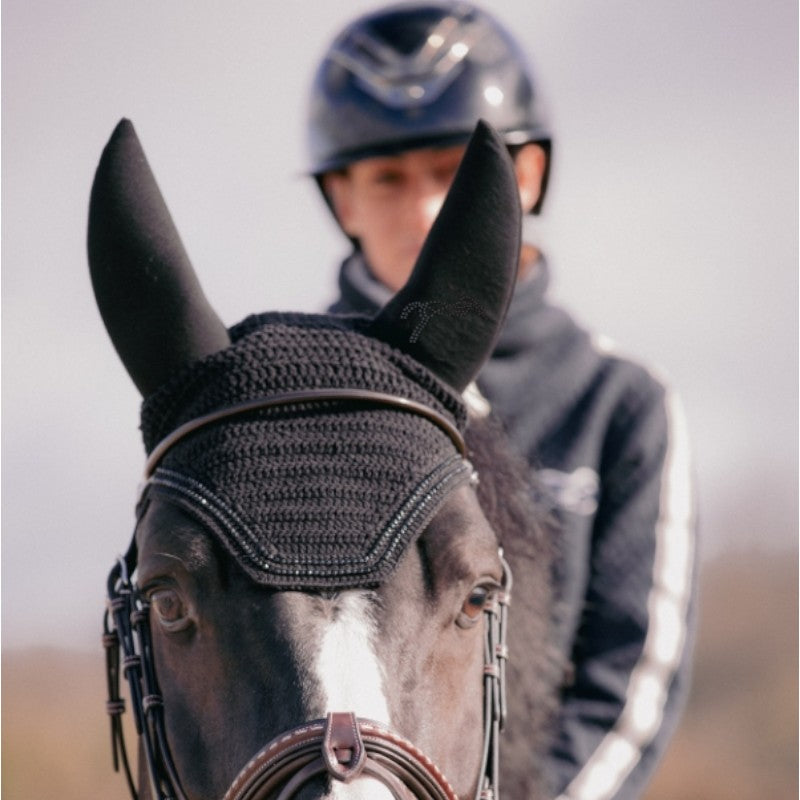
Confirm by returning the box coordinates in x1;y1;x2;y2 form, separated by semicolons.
306;1;552;213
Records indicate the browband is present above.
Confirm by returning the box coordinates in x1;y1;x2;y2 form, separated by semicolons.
144;388;467;479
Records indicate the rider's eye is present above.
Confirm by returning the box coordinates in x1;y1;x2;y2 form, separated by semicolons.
149;588;191;632
457;585;495;628
372;168;404;187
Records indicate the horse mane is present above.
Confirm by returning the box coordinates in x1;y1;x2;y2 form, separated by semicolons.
465;413;562;797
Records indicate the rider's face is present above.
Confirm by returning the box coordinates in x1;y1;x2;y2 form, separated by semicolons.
325;143;546;292
325;145;466;291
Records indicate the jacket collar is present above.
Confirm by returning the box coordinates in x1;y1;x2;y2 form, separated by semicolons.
329;248;603;449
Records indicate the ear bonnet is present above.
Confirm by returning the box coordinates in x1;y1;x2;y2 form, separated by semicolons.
89;119;520;590
138;313;471;589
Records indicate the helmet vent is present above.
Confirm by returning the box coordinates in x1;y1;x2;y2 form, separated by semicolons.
329;10;484;109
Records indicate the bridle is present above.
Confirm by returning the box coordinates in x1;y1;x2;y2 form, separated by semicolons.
142;389;469;479
104;545;184;800
102;388;513;799
103;549;512;800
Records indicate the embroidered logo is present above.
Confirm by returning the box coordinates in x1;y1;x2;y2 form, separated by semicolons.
400;297;490;343
535;466;600;516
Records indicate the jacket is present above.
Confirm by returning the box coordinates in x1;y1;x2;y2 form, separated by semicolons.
329;251;698;800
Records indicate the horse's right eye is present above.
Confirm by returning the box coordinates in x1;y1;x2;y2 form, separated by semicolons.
456;584;496;629
150;588;191;632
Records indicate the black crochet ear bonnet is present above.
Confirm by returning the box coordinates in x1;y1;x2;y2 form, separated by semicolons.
138;311;472;590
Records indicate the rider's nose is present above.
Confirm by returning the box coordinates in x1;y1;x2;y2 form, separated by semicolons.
406;189;446;237
420;192;446;228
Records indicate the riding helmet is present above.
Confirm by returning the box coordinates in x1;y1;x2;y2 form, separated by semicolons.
306;1;551;213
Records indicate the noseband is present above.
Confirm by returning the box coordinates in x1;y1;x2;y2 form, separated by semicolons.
223;713;458;800
103;389;512;800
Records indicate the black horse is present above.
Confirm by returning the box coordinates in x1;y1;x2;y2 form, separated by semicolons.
93;119;557;800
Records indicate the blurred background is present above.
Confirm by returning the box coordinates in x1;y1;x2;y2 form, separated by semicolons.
2;1;797;797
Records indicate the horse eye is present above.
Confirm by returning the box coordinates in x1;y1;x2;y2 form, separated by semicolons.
457;585;493;628
149;588;191;632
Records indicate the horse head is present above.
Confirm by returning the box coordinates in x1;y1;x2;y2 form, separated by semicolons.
91;119;551;800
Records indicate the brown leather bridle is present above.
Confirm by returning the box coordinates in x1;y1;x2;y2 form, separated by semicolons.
103;549;511;800
103;390;513;800
222;713;458;800
142;389;469;479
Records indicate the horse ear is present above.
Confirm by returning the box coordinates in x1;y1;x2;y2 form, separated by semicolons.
87;119;230;397
367;120;521;392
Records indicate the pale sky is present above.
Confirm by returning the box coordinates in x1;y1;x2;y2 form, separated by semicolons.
2;0;797;650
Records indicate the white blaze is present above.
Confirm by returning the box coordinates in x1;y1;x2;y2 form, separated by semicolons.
315;590;394;800
316;591;391;722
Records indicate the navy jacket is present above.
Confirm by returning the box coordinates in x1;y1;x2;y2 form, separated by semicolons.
329;252;698;800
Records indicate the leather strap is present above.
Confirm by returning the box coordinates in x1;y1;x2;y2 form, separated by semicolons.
223;716;458;800
144;389;467;479
105;549;512;800
322;712;366;781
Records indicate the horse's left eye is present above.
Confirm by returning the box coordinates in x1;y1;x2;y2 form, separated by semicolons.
149;588;191;632
457;585;494;628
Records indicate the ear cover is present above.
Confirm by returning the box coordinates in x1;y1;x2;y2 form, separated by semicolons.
87;119;230;397
368;120;521;392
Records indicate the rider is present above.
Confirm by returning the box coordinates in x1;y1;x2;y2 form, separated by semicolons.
305;3;697;799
